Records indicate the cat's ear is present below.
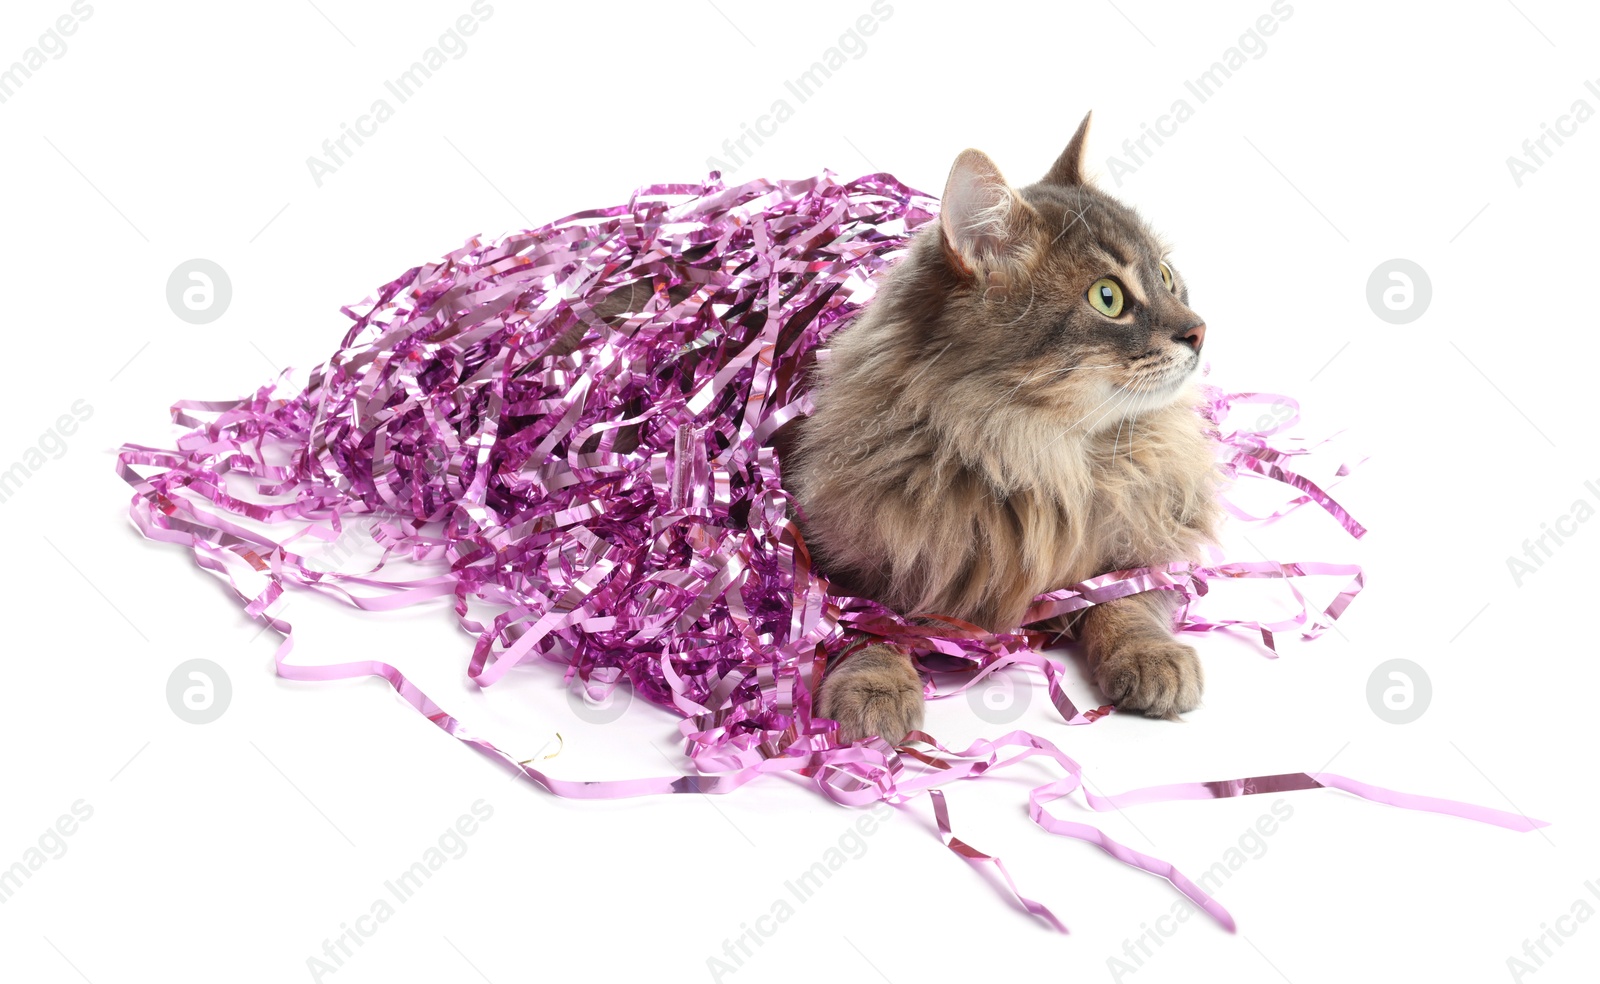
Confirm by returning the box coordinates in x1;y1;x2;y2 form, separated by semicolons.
1042;111;1094;187
939;149;1039;277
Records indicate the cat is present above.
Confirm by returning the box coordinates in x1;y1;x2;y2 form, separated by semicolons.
784;112;1221;744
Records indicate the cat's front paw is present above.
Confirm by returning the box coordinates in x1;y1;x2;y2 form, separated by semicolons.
1093;638;1202;719
818;644;924;744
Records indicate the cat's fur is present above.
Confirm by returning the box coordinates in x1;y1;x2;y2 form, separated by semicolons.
784;113;1221;744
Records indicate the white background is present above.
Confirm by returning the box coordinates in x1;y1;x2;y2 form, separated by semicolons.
2;1;1597;982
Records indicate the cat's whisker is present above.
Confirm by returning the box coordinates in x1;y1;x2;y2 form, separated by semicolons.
1027;368;1154;470
981;365;1052;418
1061;386;1127;434
1125;381;1144;465
1036;362;1125;386
1112;377;1149;461
1098;381;1148;432
1024;381;1127;469
983;363;1124;419
1097;383;1141;452
1035;363;1127;398
1111;396;1124;459
1100;376;1156;443
1127;378;1152;466
1051;363;1124;377
1113;388;1132;461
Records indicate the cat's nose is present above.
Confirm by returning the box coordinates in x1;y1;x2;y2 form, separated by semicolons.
1175;323;1206;350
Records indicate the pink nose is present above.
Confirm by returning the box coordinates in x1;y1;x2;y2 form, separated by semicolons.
1177;323;1206;350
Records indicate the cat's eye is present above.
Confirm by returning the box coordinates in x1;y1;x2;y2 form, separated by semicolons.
1159;261;1175;292
1087;278;1124;317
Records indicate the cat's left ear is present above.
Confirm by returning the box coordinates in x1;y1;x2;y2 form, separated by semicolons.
939;149;1041;278
1042;111;1094;187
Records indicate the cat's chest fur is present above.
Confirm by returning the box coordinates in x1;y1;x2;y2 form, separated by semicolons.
987;398;1219;615
789;392;1220;633
1075;400;1219;569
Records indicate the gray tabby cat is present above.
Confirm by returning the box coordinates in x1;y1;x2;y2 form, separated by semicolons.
786;113;1220;744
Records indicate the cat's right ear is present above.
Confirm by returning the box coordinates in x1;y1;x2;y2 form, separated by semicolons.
939;149;1039;279
1042;111;1093;187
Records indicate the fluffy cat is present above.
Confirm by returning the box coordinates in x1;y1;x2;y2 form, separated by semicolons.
785;113;1221;744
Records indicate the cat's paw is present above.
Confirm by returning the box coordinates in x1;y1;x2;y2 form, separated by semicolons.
1093;638;1203;719
818;645;924;744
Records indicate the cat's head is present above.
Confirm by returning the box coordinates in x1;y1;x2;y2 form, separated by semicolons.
873;113;1207;431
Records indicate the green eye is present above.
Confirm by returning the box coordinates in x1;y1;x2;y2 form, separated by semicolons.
1159;261;1175;292
1088;278;1124;317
